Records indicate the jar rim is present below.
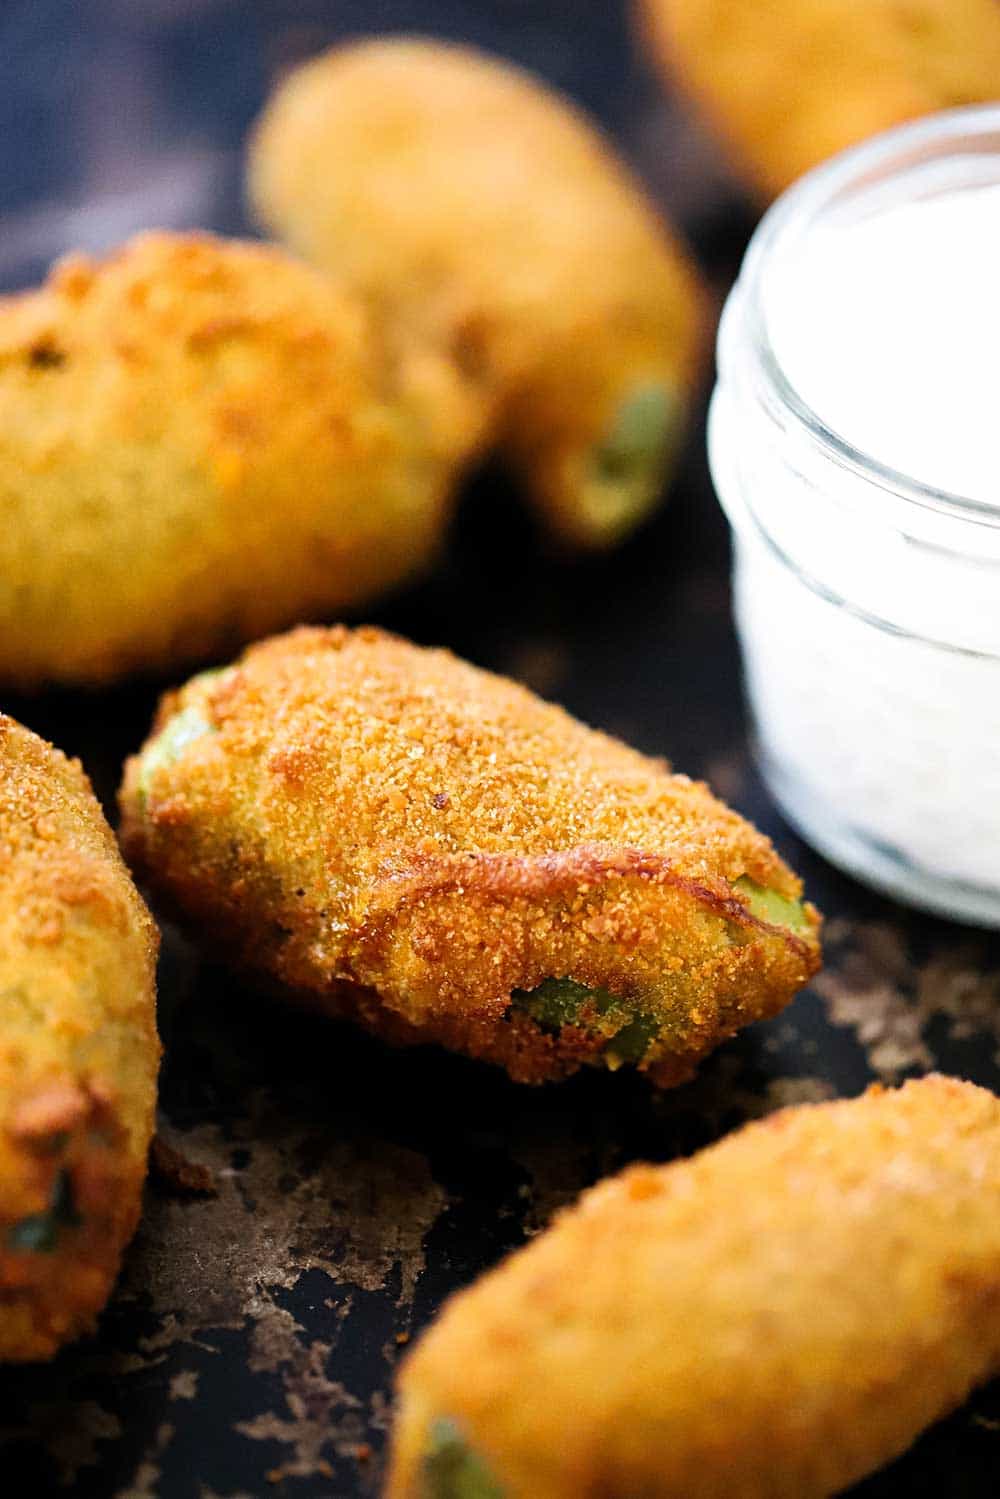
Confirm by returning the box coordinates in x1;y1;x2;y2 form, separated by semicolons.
739;103;1000;530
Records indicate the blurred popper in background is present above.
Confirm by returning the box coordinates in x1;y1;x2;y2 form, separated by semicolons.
0;231;486;687
637;0;1000;197
0;717;159;1361
249;37;707;550
388;1075;1000;1499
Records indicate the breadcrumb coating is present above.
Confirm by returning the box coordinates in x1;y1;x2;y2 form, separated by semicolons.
0;231;486;686
0;717;159;1361
388;1074;1000;1498
639;0;1000;197
119;625;819;1085
249;37;707;548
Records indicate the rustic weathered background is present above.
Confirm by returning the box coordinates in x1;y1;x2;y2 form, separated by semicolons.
2;3;999;1495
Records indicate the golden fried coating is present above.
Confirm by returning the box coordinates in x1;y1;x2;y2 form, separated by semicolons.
249;38;707;548
388;1075;1000;1498
0;717;159;1361
0;231;486;687
119;625;818;1086
639;0;1000;198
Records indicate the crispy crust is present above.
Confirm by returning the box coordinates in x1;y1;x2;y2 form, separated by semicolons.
354;844;815;961
388;1075;1000;1497
0;231;486;686
249;37;708;547
638;0;1000;198
120;625;819;1085
0;716;160;1360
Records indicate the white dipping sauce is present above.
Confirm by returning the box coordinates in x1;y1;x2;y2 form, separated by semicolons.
710;110;1000;925
769;187;1000;507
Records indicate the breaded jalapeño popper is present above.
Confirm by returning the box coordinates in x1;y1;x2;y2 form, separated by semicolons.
120;626;818;1086
639;0;1000;199
0;231;485;687
388;1076;1000;1499
249;38;707;549
1;717;159;1361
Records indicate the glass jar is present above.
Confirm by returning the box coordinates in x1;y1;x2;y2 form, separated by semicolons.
710;106;1000;927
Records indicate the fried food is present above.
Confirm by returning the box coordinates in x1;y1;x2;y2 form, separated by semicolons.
249;37;707;548
119;625;819;1086
639;0;1000;198
387;1074;1000;1498
0;231;485;687
0;716;159;1361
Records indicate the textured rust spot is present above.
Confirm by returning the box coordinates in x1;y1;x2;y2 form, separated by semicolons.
812;921;1000;1079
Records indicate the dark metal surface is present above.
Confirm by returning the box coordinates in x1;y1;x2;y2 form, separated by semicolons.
2;4;1000;1495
